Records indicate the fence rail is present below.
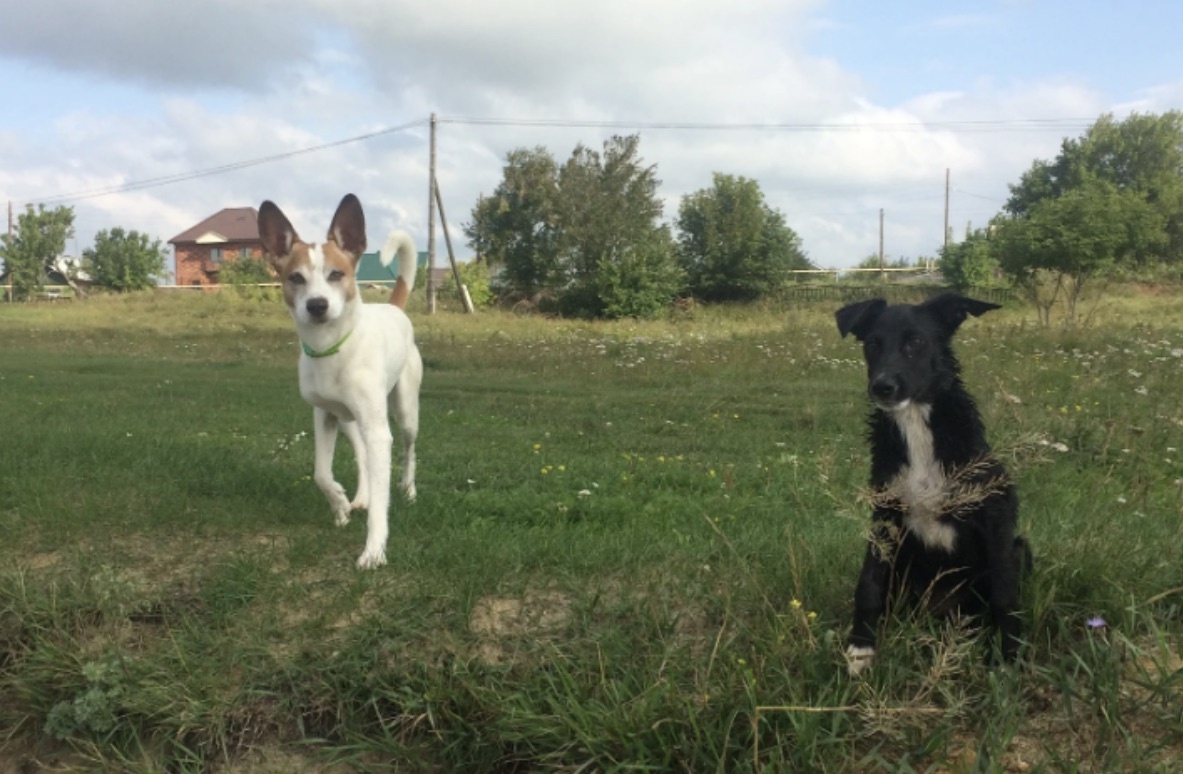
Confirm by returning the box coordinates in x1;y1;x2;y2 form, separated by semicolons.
6;279;1018;306
778;284;1017;304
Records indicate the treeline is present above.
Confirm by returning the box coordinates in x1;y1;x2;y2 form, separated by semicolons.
465;134;813;319
940;111;1183;324
472;112;1183;321
0;206;166;298
6;111;1181;319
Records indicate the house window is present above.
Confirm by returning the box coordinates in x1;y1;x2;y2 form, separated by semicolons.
211;248;224;263
239;247;253;260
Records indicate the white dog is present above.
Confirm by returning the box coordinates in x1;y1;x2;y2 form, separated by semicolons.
257;194;422;569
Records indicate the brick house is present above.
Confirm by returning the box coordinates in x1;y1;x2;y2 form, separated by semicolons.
169;207;263;286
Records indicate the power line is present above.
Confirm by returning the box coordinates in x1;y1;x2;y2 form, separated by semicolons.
21;113;1091;206
438;115;1095;133
25;118;428;206
953;187;1006;202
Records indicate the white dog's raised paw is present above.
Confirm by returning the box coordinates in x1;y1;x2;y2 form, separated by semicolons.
356;549;387;570
333;507;351;527
845;645;875;678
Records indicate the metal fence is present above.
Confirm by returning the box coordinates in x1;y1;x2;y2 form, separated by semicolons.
778;284;1017;304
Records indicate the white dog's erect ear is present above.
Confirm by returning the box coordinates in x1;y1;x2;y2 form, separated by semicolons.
327;194;367;259
257;201;299;269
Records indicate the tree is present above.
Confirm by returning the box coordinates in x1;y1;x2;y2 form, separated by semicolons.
995;178;1164;325
938;227;999;291
554;135;683;318
466;135;682;318
0;204;75;299
1005;112;1183;265
676;173;811;301
465;147;560;301
83;228;168;292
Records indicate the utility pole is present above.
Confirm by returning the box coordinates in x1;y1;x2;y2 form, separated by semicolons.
426;113;438;314
6;201;12;302
433;181;475;313
943;168;950;253
878;208;885;282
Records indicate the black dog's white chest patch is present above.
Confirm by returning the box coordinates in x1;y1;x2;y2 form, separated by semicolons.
890;402;957;552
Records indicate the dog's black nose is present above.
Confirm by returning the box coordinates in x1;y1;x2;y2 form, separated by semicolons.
870;377;899;402
306;298;329;318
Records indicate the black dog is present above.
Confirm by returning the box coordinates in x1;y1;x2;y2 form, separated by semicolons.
835;293;1029;676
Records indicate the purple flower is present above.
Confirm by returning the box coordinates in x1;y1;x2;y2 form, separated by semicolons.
1086;616;1107;630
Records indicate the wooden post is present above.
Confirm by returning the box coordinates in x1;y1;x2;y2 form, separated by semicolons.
6;201;13;301
434;181;475;313
426;113;438;314
943;168;950;270
878;208;885;282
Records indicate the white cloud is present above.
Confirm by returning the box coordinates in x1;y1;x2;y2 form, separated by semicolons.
1112;80;1183;116
0;0;1145;270
0;0;315;90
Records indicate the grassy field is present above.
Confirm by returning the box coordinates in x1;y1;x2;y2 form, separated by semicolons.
1;288;1181;772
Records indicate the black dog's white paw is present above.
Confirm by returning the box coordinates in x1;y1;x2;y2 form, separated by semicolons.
845;644;875;678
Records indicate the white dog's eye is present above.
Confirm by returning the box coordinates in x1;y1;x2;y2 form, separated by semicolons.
328;269;345;282
288;272;306;285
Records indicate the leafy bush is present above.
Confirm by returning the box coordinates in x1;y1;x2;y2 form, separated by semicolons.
938;229;1001;291
433;259;495;308
219;256;276;300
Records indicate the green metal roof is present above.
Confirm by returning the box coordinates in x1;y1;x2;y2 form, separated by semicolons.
355;250;429;282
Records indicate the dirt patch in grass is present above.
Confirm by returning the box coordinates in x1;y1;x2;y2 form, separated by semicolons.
208;744;386;774
469;588;571;665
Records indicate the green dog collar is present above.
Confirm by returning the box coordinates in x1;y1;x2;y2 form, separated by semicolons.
301;328;353;358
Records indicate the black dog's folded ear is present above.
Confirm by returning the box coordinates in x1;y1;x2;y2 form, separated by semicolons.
921;293;1001;333
836;298;887;340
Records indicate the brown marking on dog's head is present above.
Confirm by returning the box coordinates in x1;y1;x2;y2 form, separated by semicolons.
274;243;313;310
321;240;360;303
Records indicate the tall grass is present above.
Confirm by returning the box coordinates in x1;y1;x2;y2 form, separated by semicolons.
0;288;1180;771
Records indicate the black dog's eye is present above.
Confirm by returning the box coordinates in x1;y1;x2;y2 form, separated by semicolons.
903;333;926;356
288;272;306;285
865;337;882;354
328;269;345;282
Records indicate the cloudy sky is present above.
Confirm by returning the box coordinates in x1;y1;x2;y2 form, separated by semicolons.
3;0;1182;276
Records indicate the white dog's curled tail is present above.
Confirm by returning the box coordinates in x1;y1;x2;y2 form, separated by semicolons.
380;230;417;309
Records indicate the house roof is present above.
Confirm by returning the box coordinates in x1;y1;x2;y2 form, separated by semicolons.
0;255;90;285
52;255;92;282
355;250;429;282
169;207;260;245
